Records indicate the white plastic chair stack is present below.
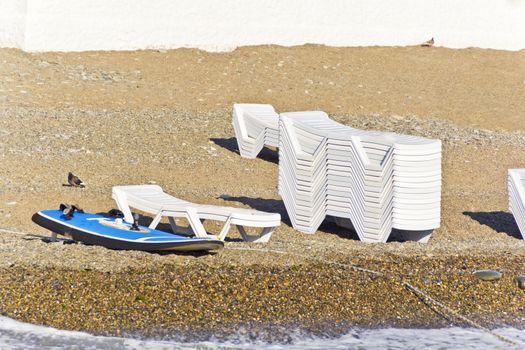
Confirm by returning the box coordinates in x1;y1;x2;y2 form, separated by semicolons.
278;111;329;233
232;103;279;158
508;169;525;239
278;111;442;243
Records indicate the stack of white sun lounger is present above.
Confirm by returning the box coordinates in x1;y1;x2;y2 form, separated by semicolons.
232;103;279;158
508;169;525;239
278;111;442;243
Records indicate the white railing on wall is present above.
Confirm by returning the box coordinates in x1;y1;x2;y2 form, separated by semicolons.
2;0;525;52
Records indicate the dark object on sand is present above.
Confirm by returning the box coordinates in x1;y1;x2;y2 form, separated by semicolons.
421;37;434;47
513;276;525;289
473;270;502;281
65;172;85;188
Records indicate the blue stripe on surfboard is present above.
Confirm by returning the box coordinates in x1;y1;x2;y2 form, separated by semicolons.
39;210;210;243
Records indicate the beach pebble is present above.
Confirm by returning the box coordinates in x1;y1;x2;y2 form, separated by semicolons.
513;276;525;289
473;270;502;281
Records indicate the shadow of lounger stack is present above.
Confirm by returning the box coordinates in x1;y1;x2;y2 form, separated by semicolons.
278;111;442;243
232;103;279;158
508;169;525;239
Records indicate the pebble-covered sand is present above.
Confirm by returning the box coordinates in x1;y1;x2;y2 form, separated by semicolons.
0;46;525;338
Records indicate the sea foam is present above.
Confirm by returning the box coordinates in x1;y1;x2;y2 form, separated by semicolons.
0;316;522;350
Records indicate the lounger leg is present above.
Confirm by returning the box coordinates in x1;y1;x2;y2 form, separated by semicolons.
400;230;433;243
168;217;178;232
237;225;274;243
113;188;134;223
185;207;209;238
257;227;275;243
148;212;163;229
218;216;232;241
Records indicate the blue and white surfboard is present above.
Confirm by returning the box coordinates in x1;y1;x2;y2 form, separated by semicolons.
32;210;223;252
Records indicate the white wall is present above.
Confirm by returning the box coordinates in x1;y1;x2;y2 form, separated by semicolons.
2;0;525;52
0;0;26;48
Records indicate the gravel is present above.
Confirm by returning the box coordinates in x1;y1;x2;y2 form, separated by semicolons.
1;45;525;338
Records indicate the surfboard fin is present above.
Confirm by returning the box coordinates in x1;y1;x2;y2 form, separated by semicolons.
71;204;84;213
59;203;83;220
60;203;75;220
130;213;140;231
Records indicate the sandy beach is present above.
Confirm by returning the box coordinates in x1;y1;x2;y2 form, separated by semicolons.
0;45;525;338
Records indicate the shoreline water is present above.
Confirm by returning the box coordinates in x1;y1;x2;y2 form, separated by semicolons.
0;315;523;349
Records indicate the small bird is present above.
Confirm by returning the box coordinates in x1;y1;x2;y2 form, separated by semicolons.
67;172;85;188
421;37;434;47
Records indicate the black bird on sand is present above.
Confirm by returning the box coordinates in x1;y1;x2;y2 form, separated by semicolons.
65;172;85;188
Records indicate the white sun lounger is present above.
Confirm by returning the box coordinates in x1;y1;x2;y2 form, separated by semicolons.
232;103;279;158
112;185;281;243
278;111;441;243
508;169;525;239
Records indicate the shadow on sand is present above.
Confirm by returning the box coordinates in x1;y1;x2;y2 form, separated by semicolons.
463;211;521;239
210;137;278;164
218;195;290;226
217;195;419;242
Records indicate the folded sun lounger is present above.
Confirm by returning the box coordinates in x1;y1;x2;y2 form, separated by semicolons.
508;169;525;239
232;103;279;159
112;185;281;243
